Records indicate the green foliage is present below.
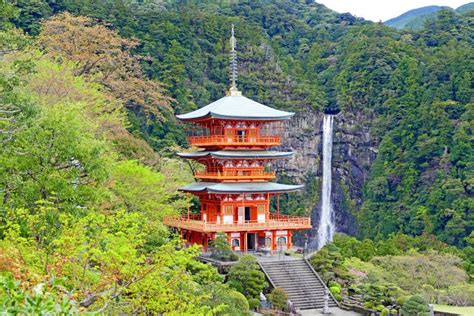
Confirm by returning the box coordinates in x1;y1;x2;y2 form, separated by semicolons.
209;232;238;262
6;0;473;249
248;297;260;310
309;242;350;282
2;0;473;313
268;287;288;310
0;31;242;314
400;295;430;316
0;275;75;314
227;255;266;300
311;235;473;310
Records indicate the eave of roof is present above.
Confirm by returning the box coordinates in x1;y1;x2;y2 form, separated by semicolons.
176;95;294;121
179;182;304;193
177;150;294;159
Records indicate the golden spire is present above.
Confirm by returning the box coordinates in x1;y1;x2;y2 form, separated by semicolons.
228;24;241;96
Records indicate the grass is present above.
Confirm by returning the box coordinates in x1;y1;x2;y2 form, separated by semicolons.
432;304;474;316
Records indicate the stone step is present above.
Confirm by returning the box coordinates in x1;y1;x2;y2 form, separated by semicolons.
259;258;338;310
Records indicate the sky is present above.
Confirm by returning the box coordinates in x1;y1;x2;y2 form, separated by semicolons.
315;0;469;22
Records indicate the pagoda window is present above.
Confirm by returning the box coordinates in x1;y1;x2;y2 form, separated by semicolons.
257;204;266;223
232;239;240;247
277;236;287;245
265;237;272;248
248;128;257;142
236;129;246;142
225;129;234;142
222;205;233;224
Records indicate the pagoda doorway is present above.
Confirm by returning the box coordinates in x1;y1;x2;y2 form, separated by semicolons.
247;233;256;251
244;207;251;222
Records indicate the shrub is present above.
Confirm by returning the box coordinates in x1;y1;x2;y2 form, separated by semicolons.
333;293;343;301
438;284;474;306
400;295;430;316
227;255;266;299
220;290;250;315
210;232;238;261
329;286;341;295
248;298;260;310
268;288;288;310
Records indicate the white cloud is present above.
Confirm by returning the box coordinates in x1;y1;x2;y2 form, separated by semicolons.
316;0;468;22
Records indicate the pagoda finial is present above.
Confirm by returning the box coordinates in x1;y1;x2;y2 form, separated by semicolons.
228;24;241;96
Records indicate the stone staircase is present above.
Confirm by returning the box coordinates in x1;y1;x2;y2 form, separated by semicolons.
259;258;338;310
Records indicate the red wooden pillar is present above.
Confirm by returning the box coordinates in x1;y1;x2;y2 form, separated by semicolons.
288;230;292;249
277;193;280;219
272;230;277;252
243;231;247;253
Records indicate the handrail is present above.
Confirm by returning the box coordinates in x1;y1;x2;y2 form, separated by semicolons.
304;258;341;308
195;169;275;179
188;135;281;146
163;214;311;232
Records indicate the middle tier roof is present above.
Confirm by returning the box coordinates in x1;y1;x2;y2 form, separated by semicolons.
180;182;304;193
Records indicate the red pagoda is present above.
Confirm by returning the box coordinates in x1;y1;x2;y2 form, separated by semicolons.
164;26;311;253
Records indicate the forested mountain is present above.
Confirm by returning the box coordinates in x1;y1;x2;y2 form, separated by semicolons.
385;5;448;29
384;2;474;30
1;0;473;313
457;2;474;14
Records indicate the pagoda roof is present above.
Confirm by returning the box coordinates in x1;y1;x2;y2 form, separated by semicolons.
180;182;304;194
177;150;293;159
176;95;294;121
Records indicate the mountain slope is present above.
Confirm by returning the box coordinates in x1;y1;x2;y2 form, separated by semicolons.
456;2;474;14
385;2;474;30
384;5;447;29
9;0;474;251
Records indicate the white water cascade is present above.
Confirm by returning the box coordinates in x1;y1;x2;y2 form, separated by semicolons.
317;114;336;249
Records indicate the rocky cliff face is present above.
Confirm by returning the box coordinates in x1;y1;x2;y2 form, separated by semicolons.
277;109;378;237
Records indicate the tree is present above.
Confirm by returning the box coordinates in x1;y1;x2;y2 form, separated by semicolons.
268;288;288;310
227;255;266;299
209;232;238;261
38;13;170;118
400;295;430;316
0;275;75;314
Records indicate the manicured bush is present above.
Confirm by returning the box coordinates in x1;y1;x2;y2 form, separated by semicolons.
227;255;266;299
248;298;260;310
329;286;341;295
400;295;430;316
268;288;288;310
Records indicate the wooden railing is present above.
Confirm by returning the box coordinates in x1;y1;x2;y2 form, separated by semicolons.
163;213;311;233
195;167;276;180
188;135;281;147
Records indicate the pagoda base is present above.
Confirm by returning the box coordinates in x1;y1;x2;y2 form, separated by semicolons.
165;214;311;252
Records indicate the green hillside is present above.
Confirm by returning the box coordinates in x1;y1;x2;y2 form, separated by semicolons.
385;2;474;30
456;2;474;14
0;0;473;314
384;5;447;30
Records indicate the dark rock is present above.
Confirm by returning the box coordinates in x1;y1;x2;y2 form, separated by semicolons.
279;109;378;238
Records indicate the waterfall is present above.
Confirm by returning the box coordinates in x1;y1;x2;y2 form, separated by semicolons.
317;114;335;249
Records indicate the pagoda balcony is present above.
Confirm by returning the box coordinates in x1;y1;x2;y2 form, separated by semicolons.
195;167;276;181
188;135;281;147
163;213;311;233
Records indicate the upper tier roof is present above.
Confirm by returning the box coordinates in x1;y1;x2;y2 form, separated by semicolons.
177;150;293;159
176;95;294;121
180;182;304;194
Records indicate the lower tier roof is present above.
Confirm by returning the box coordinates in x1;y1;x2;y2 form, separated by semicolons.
177;150;293;159
180;182;304;194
